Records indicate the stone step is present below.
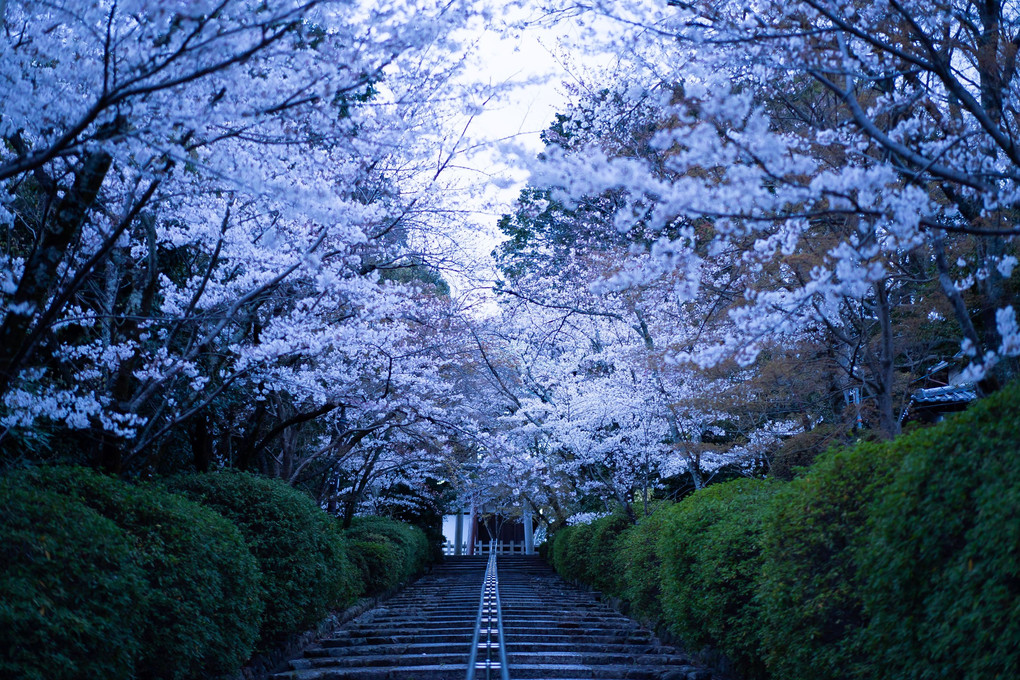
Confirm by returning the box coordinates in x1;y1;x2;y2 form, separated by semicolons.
502;618;641;628
272;664;468;680
503;615;637;624
506;651;695;666
354;615;478;625
319;632;475;646
343;622;477;632
339;629;476;640
304;642;471;657
289;652;468;669
505;631;653;643
489;663;682;679
505;641;682;655
308;640;682;658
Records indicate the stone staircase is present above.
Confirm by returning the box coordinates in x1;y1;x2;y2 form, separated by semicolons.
497;556;709;680
272;556;485;679
272;555;711;680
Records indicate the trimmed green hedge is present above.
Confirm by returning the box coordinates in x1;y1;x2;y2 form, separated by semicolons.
759;440;903;680
660;479;778;680
547;380;1020;680
860;382;1020;680
0;466;432;680
0;483;146;680
166;471;359;644
616;503;673;623
549;514;633;595
587;513;633;596
548;521;576;576
762;379;1020;680
10;467;264;680
344;516;430;594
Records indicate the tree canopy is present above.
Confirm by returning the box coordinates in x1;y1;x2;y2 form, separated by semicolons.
2;0;1017;527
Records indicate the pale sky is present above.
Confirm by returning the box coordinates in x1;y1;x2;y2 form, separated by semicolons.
437;15;573;303
438;8;623;305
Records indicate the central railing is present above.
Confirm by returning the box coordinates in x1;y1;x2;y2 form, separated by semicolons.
466;543;510;680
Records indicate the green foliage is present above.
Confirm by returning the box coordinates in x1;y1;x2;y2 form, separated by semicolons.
378;259;451;296
659;479;779;680
548;524;573;575
549;522;592;582
768;423;848;481
548;513;632;597
0;481;145;680
542;383;1020;680
493;186;627;281
493;187;563;280
759;440;903;680
760;382;1020;680
0;466;431;680
9;466;263;679
536;537;550;561
859;380;1020;680
616;503;674;623
585;513;633;596
367;478;447;563
344;516;430;594
166;471;357;644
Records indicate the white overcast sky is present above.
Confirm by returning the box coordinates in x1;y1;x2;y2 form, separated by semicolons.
435;7;625;304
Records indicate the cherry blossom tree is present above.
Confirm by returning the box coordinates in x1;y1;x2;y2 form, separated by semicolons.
0;0;486;480
520;0;1019;439
478;130;812;516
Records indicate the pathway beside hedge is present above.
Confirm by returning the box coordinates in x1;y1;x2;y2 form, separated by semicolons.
0;469;431;680
548;379;1020;680
274;555;714;680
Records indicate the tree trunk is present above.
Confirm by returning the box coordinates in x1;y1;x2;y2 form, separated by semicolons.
0;151;112;396
95;437;123;474
326;474;340;515
190;415;213;472
874;279;901;439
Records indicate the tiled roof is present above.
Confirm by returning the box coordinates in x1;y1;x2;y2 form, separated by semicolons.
911;384;978;404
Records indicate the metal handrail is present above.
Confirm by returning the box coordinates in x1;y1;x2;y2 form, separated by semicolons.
493;554;510;680
466;543;510;680
465;558;487;680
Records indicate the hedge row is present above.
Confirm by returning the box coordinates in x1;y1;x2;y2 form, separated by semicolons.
345;515;430;595
0;469;431;680
548;379;1020;680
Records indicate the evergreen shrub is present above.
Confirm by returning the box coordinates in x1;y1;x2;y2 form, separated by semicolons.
659;479;778;680
9;466;262;679
536;539;550;561
617;502;673;623
547;513;632;598
555;521;595;582
858;380;1020;680
759;439;903;680
0;482;145;680
583;513;632;596
344;515;430;594
537;382;1020;680
548;524;574;575
166;471;357;644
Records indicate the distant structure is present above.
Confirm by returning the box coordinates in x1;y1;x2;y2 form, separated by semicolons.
446;502;536;556
901;384;978;425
